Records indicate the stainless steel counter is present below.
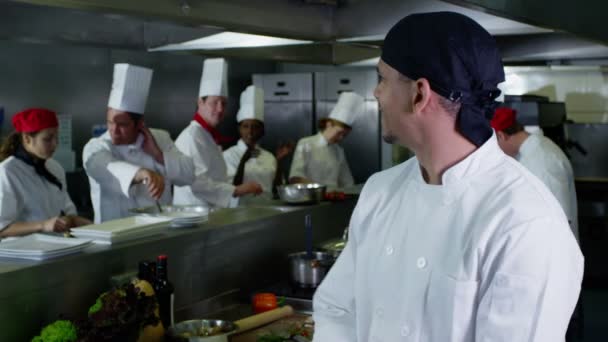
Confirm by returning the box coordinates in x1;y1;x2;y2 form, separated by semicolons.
0;200;356;341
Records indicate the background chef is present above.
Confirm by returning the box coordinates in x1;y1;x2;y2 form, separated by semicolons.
491;106;579;241
173;58;262;209
83;64;195;223
223;85;293;203
0;108;91;236
289;91;364;189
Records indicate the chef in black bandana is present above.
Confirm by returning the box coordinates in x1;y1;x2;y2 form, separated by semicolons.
313;12;582;342
0;108;91;237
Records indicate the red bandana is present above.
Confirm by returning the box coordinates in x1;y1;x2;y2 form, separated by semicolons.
12;108;58;133
192;113;234;145
490;107;517;132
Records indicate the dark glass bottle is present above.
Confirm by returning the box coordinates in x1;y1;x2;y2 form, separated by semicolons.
137;260;156;285
154;254;175;328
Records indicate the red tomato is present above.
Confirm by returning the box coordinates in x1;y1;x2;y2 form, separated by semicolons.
252;293;278;313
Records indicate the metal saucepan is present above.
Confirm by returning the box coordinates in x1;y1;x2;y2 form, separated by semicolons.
277;183;327;204
167;306;294;342
288;251;336;288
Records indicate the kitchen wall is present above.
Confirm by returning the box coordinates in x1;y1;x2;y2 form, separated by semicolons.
500;66;608;123
0;40;277;167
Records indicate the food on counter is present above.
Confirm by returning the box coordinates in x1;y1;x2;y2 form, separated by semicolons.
32;280;162;342
178;325;224;337
31;320;78;342
255;320;313;342
323;191;346;201
252;293;279;313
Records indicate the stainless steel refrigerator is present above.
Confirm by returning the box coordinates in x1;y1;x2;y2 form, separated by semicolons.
315;70;386;184
252;73;315;180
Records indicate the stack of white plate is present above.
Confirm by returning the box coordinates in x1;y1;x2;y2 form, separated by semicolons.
0;234;92;260
160;211;209;228
130;205;209;228
71;216;171;244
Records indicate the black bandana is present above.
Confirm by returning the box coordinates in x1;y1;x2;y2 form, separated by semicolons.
381;11;505;146
14;145;62;191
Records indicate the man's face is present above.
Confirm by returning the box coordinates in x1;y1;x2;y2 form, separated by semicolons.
107;108;141;145
496;131;519;157
198;96;227;127
374;59;418;148
238;119;264;147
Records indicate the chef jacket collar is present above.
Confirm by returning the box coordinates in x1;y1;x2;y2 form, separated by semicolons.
235;139;259;153
193;113;233;145
415;132;502;187
316;132;329;147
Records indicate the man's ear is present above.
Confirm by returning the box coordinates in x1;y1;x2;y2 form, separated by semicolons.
136;119;144;131
496;130;507;142
413;78;432;114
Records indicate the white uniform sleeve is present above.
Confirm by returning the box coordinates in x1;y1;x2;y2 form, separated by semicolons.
223;148;239;181
475;217;583;341
83;138;140;197
289;139;307;179
0;171;20;230
338;149;355;187
154;130;195;186
313;189;365;341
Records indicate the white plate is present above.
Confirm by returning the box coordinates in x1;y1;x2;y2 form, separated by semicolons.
73;216;170;237
0;234;91;256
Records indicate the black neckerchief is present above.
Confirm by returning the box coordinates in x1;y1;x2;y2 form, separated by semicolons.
13;145;62;190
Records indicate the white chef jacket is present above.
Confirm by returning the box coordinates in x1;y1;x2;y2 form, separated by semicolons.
173;121;235;208
223;139;277;193
517;132;579;241
289;133;354;188
0;157;77;230
83;129;195;223
313;135;583;342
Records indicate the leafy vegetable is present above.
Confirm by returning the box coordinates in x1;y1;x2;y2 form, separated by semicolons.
31;320;78;342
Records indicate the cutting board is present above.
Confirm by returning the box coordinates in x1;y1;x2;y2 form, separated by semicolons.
230;312;312;342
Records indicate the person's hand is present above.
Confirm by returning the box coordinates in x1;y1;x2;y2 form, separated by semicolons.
134;168;165;200
234;181;263;197
140;124;164;164
275;142;295;161
68;216;93;227
42;216;71;233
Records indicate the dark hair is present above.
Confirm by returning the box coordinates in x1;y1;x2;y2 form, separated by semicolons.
127;112;143;123
437;95;462;118
318;118;352;131
503;122;525;135
0;131;40;162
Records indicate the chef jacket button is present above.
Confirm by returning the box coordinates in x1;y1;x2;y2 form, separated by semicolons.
375;307;384;318
385;245;394;255
400;325;411;337
416;257;427;269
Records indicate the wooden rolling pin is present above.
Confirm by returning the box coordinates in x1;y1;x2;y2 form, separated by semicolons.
234;305;294;332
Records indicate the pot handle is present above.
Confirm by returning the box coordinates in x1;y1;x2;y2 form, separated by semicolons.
234;305;294;333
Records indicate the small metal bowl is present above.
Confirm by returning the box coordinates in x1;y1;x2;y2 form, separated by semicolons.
166;319;238;342
277;183;327;204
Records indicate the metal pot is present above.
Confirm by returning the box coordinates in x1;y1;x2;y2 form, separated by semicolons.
288;251;336;288
277;183;327;204
166;319;236;342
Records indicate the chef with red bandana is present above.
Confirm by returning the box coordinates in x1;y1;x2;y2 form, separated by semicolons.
0;108;91;237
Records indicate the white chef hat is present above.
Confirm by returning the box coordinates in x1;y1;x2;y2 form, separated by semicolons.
236;85;264;123
107;64;153;114
198;58;228;98
329;92;365;126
